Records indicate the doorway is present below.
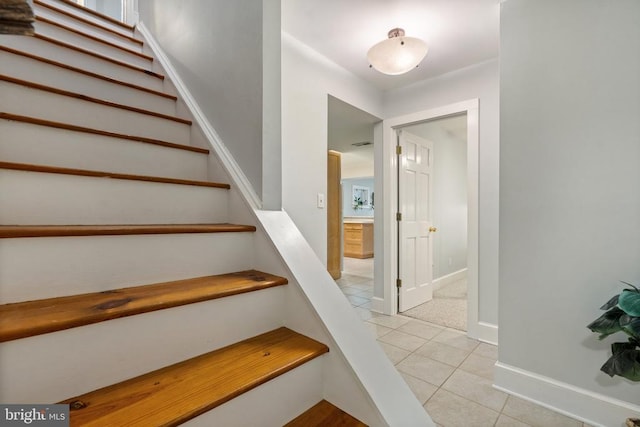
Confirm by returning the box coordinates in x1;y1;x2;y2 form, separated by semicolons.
326;96;381;311
379;99;480;339
398;115;469;330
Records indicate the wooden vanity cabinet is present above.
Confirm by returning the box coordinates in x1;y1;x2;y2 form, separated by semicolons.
343;222;373;258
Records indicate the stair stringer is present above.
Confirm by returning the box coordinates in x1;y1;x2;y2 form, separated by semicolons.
137;22;434;427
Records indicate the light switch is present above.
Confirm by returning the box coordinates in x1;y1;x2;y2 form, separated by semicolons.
317;193;325;208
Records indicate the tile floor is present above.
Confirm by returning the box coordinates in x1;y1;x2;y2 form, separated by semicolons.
336;257;591;427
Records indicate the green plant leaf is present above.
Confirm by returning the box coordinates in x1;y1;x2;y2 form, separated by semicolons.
611;341;637;355
600;349;640;381
621;317;640;340
619;289;640;317
600;294;620;310
587;307;625;339
621;281;639;292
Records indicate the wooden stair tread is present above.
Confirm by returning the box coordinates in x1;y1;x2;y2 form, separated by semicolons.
0;224;256;238
0;112;207;154
0;46;175;100
33;33;164;79
285;400;368;427
0;270;288;342
59;327;329;426
1;74;189;124
0;161;229;188
33;0;143;45
35;15;152;61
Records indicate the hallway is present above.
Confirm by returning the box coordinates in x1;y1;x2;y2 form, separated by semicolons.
336;260;587;427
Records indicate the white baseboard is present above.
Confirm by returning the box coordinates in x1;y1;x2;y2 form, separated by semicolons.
370;296;384;314
494;362;640;427
476;321;498;345
433;268;468;291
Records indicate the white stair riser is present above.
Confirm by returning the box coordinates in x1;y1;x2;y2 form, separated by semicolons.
1;81;190;143
36;0;134;39
184;358;324;427
0;287;286;403
0;170;229;225
35;5;143;53
0;119;208;181
34;20;152;69
0;232;255;303
0;35;163;91
0;51;176;116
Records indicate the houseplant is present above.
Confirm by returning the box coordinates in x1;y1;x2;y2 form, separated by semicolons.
587;281;640;382
587;282;640;427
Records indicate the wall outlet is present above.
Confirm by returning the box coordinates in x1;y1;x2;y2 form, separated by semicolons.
317;193;325;208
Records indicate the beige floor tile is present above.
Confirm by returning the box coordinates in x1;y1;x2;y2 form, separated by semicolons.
377;341;411;365
495;414;532;427
362;322;392;338
472;342;499;360
441;369;508;412
336;274;371;285
342;257;374;277
359;301;372;309
502;396;582;427
432;328;480;352
349;281;375;289
340;286;367;296
425;389;500;427
397;319;445;340
354;289;374;298
368;314;411;329
396;353;456;387
414;341;471;367
355;307;378;320
458;353;496;380
378;330;427;352
346;294;369;305
400;373;438;404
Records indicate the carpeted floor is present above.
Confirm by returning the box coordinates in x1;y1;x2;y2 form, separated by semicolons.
402;279;468;331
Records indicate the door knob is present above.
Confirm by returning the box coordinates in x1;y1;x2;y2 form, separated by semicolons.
429;226;437;233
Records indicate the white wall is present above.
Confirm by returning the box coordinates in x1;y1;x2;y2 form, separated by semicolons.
282;33;383;263
341;150;374;180
137;0;267;202
498;0;640;419
384;59;499;325
403;124;467;280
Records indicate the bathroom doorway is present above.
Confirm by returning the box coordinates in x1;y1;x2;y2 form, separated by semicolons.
327;96;380;313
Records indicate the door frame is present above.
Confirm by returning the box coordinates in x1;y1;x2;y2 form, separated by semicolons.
375;99;480;339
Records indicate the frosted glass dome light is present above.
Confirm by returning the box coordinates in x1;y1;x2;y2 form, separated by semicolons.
367;28;428;75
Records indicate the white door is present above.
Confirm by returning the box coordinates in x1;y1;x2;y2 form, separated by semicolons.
398;131;435;312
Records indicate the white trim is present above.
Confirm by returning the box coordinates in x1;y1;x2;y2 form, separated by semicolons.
432;268;467;292
137;22;262;210
123;0;138;26
494;362;640;427
380;99;485;341
477;321;498;345
370;296;384;313
256;211;435;427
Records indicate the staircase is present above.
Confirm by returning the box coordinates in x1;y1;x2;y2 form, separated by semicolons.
0;1;369;425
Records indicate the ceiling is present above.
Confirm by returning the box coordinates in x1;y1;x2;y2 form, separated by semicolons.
281;0;501;92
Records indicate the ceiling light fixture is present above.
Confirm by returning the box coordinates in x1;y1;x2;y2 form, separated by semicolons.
367;28;428;75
